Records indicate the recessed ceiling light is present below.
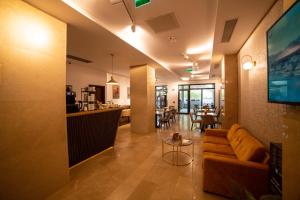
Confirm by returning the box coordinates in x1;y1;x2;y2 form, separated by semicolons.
168;36;176;43
181;77;190;81
186;41;213;54
131;24;136;32
183;53;189;60
198;54;211;60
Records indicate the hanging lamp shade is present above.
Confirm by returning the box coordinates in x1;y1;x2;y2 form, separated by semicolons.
106;53;119;85
106;76;118;85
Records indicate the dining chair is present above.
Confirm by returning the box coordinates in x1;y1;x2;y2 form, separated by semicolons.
214;109;222;128
169;105;175;110
189;112;202;130
160;111;171;128
170;109;177;122
201;114;215;131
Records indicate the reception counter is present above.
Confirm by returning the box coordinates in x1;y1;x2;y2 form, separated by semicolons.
66;108;122;167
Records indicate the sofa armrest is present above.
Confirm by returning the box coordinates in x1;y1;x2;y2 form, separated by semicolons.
204;129;228;138
203;155;269;198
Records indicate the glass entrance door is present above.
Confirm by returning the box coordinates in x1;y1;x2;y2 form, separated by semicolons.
189;89;202;113
178;85;189;113
155;85;167;109
178;84;215;114
202;89;215;107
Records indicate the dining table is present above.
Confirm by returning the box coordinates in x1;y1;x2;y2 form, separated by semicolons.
195;112;217;118
155;109;174;128
195;112;218;131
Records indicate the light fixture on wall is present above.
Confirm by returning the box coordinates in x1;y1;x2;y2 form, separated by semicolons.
106;54;119;85
241;55;256;70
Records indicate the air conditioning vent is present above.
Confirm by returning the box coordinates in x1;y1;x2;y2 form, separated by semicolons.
221;18;238;43
67;54;92;63
146;12;180;33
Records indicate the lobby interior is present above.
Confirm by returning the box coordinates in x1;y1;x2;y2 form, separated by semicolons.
1;0;300;200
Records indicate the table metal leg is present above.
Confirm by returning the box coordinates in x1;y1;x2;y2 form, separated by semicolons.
172;145;174;165
176;146;178;166
192;143;194;161
162;141;164;157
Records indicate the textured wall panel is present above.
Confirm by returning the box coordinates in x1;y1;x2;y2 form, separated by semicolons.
238;0;284;146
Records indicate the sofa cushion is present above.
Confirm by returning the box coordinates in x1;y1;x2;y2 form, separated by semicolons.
227;123;241;142
203;152;237;159
230;128;249;151
203;135;230;145
233;130;267;162
203;143;235;156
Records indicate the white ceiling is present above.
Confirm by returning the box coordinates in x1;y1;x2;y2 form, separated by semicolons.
24;0;176;81
25;0;276;81
61;0;218;80
212;0;276;65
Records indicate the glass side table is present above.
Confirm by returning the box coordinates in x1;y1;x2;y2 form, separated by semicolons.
162;136;194;166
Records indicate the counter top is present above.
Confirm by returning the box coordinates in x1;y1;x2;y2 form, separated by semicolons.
67;107;123;117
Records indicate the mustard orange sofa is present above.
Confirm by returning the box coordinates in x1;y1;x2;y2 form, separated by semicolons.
202;124;269;198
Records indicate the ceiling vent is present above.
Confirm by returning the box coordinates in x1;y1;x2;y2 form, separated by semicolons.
146;12;180;33
67;54;92;63
221;18;238;43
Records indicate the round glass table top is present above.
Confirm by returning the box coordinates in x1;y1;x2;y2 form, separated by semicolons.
163;136;193;146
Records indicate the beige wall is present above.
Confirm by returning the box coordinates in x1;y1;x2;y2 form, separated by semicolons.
281;1;300;199
130;65;155;133
66;64;130;105
283;107;300;200
67;64;107;101
0;1;69;199
106;73;130;105
238;0;284;146
238;0;300;199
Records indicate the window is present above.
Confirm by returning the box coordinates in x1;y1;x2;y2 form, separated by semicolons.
155;85;167;109
178;84;215;113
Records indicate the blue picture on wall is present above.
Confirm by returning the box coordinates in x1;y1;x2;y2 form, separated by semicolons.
267;0;300;104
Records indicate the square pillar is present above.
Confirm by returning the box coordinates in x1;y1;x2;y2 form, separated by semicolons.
130;64;155;133
223;54;238;128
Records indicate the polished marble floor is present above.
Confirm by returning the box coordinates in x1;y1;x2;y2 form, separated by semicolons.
47;115;227;200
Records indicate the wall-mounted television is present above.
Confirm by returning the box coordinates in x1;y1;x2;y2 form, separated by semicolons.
267;0;300;104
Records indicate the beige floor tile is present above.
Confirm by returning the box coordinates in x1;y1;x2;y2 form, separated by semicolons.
46;115;227;200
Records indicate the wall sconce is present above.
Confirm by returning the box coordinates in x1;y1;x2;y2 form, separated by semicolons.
241;55;256;70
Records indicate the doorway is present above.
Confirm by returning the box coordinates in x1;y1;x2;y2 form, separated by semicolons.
178;84;215;114
89;84;105;103
155;85;168;109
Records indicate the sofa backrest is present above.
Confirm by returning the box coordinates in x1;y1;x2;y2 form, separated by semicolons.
230;128;267;163
227;123;241;141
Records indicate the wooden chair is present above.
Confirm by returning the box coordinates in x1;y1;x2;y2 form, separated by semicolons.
201;114;215;131
189;112;202;130
160;111;171;128
170;109;177;122
213;109;223;128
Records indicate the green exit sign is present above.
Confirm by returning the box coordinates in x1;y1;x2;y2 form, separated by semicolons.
135;0;151;8
185;68;192;72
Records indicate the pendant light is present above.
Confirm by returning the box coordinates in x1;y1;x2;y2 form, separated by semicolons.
106;53;119;85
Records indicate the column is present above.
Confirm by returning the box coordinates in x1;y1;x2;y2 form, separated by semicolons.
130;64;155;134
223;54;238;128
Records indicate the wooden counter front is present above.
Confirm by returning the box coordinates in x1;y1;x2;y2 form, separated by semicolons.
66;108;122;167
